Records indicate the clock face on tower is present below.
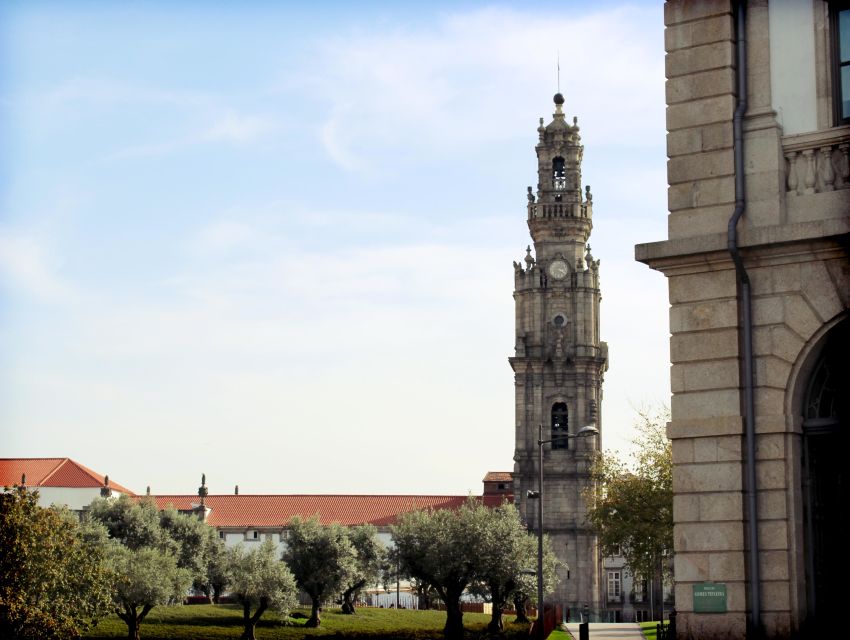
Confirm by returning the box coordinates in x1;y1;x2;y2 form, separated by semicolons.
548;260;568;280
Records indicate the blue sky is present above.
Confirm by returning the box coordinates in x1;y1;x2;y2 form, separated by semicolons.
0;1;670;495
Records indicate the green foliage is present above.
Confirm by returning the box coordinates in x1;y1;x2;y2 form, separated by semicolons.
88;496;196;639
282;517;357;627
341;525;387;613
84;604;531;639
227;539;298;639
585;406;673;583
0;486;113;640
392;498;546;638
467;502;557;631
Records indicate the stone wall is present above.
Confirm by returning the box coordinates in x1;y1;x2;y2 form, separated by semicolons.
637;1;850;637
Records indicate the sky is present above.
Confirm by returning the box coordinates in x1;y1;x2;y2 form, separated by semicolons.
0;1;671;496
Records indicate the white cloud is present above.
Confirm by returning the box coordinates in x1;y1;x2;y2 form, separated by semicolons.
0;230;77;303
301;5;665;171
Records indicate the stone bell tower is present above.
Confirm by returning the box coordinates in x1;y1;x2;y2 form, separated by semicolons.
510;93;607;612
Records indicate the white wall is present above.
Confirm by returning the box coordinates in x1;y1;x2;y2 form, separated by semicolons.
33;486;128;511
769;0;818;135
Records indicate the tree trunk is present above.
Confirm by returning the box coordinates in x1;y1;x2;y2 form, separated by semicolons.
487;589;504;633
305;598;322;628
118;605;142;640
513;593;530;624
342;584;360;614
443;595;464;639
241;602;256;640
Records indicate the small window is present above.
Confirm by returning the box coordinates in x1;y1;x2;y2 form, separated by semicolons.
552;402;569;449
219;531;224;539
252;531;259;540
832;1;850;123
497;483;506;490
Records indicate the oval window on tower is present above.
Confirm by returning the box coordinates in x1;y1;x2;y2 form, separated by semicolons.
553;314;566;327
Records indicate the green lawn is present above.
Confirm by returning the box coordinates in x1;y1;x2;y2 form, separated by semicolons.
639;620;667;640
83;605;534;639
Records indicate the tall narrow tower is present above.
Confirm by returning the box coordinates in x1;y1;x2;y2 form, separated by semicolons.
510;93;607;612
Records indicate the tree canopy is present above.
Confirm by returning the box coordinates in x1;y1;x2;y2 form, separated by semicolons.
282;516;357;628
340;525;387;614
0;486;113;640
392;498;552;639
585;407;673;616
226;538;297;640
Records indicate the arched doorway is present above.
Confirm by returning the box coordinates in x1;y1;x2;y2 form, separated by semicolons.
801;317;849;631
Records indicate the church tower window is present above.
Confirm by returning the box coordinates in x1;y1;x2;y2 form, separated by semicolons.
552;402;569;449
553;156;566;190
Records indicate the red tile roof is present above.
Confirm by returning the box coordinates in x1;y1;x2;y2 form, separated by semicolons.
0;458;135;495
148;494;508;528
483;471;513;482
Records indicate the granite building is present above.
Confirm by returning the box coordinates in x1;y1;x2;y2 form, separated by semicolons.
511;93;608;612
636;1;849;637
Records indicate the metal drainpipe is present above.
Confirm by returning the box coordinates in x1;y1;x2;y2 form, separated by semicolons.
727;1;761;634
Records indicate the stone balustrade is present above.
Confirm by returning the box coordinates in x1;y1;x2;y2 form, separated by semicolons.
527;201;591;220
783;125;850;195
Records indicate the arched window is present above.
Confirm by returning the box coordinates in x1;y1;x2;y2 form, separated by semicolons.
552;402;569;449
552;157;566;190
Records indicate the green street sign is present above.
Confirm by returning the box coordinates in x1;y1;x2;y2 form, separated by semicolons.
693;582;727;613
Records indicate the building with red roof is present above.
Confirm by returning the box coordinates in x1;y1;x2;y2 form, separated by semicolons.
0;457;135;510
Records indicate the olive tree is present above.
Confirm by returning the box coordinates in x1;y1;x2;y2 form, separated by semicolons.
282;517;356;627
0;486;113;640
108;545;192;640
469;502;558;632
392;499;485;640
341;525;387;614
227;539;297;640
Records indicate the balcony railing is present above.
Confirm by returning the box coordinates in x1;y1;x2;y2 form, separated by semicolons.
783;125;850;194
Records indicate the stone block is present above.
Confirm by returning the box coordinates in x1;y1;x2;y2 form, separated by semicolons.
699;492;742;521
752;295;784;327
678;612;747;637
800;261;845;322
672;388;741;419
758;520;789;551
693;435;741;462
675;552;709;581
709;551;746;581
759;549;790;581
752;325;805;364
782;295;824;342
674;462;741;492
756;459;787;490
670;299;738;332
668;175;735;211
667;415;743;439
825;258;850;309
666;68;735;104
668;148;734;184
667;122;733;156
668;204;735;239
674;493;700;521
667;95;736;130
755;433;785;460
672;438;695;464
665;0;733;29
673;359;740;392
670;328;739;362
675;521;744;552
755;355;792;390
758;489;788;520
669;269;737;305
755;387;787;418
761;581;791;611
665;14;734;50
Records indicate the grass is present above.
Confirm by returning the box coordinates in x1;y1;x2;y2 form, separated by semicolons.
639;620;668;639
83;604;534;639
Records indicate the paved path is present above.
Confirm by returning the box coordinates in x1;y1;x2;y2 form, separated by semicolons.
563;622;645;639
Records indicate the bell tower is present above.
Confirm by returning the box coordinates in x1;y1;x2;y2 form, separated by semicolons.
510;93;607;612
